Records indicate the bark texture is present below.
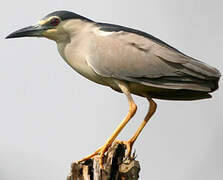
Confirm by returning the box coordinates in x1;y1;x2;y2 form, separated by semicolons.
67;143;140;180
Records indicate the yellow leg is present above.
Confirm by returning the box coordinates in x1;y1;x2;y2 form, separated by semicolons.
117;97;157;157
78;80;137;169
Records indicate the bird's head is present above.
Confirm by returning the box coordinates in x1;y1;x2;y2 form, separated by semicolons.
6;10;93;42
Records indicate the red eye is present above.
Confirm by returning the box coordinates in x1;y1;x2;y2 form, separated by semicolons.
50;18;60;26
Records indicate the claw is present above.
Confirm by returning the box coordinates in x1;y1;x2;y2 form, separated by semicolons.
77;144;110;169
77;146;101;163
77;140;135;169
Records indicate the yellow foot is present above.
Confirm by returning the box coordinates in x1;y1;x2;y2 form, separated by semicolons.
114;140;134;158
77;144;111;169
77;140;135;169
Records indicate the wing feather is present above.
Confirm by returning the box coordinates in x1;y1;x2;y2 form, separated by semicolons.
87;27;220;92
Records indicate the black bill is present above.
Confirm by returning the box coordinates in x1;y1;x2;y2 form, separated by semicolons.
6;25;47;39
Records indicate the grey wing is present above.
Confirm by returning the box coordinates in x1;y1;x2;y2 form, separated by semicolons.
87;31;220;92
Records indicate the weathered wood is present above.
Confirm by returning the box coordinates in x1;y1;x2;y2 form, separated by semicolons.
67;143;140;180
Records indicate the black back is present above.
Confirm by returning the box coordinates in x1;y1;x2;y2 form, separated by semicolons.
44;11;185;56
97;23;185;55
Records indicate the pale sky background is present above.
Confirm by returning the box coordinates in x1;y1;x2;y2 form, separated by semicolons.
1;1;222;180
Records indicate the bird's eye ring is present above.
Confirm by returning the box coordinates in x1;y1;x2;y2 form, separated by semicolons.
50;18;60;26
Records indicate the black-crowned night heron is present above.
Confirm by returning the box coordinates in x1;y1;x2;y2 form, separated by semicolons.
6;10;221;169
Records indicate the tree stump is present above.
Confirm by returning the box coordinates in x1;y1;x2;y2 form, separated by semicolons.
67;142;140;180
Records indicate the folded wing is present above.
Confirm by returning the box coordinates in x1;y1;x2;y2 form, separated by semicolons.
87;24;220;92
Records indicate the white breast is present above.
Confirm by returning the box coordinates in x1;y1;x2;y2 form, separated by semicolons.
57;39;108;86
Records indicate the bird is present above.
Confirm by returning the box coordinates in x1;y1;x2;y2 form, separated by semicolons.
6;10;221;169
